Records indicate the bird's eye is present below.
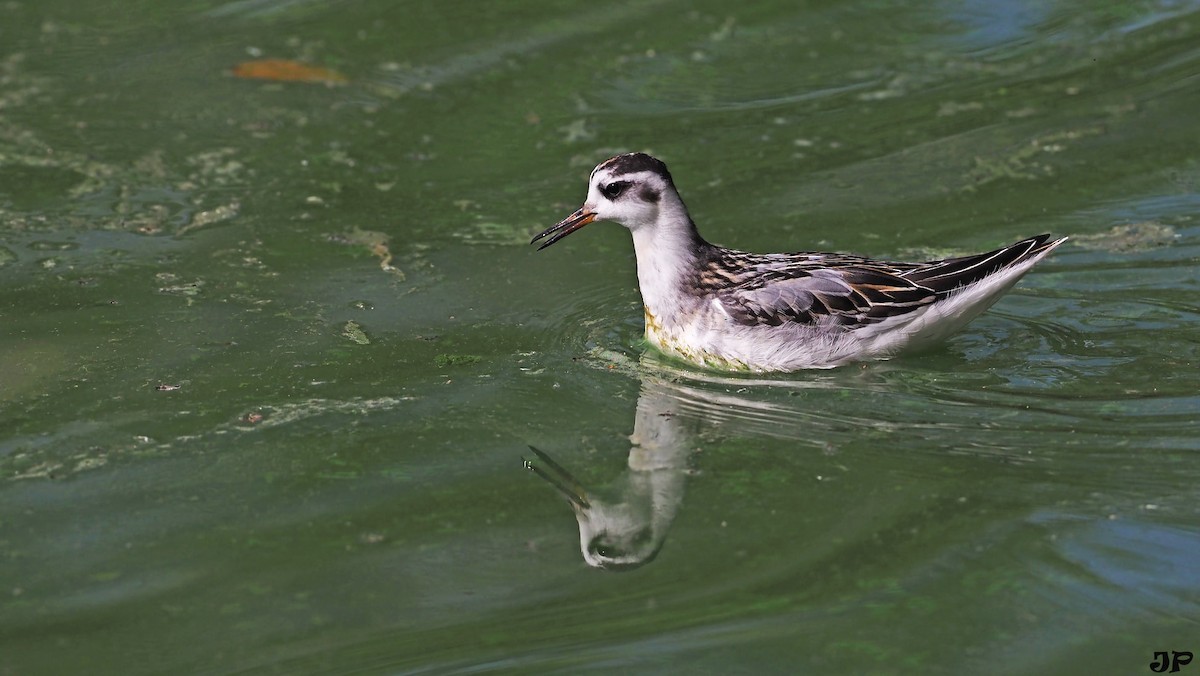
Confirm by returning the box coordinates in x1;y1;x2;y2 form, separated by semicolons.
601;181;627;199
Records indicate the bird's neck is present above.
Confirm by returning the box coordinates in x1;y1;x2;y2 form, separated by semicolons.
630;207;710;324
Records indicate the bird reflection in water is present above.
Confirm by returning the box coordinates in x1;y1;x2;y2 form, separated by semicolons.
524;376;695;571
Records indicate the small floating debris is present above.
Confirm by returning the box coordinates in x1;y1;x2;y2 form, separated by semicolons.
328;227;405;279
155;383;181;391
341;320;370;345
231;59;348;85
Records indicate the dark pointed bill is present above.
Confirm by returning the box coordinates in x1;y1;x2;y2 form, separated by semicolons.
531;207;596;251
523;446;590;510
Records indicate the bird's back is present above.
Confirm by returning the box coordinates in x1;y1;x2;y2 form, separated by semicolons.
664;235;1066;370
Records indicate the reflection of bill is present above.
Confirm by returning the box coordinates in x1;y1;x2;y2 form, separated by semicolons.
525;376;695;571
525;349;854;570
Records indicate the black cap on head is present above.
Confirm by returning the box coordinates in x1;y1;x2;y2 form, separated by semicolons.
594;153;675;186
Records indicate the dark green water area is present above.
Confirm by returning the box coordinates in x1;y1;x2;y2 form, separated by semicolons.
2;1;1199;673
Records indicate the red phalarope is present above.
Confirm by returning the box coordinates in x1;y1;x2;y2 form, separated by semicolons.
532;152;1067;371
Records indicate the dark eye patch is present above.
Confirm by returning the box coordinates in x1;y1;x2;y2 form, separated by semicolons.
601;181;628;199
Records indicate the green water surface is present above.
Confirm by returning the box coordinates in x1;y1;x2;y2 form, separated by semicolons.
2;1;1199;674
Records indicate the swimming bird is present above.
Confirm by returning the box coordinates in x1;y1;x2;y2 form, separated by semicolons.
531;152;1066;371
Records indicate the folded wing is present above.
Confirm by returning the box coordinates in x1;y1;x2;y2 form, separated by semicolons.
709;234;1060;329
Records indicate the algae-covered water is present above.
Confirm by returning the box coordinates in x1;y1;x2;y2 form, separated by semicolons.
3;1;1200;673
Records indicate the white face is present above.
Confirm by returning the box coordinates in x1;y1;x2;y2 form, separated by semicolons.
531;153;684;251
585;169;671;231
